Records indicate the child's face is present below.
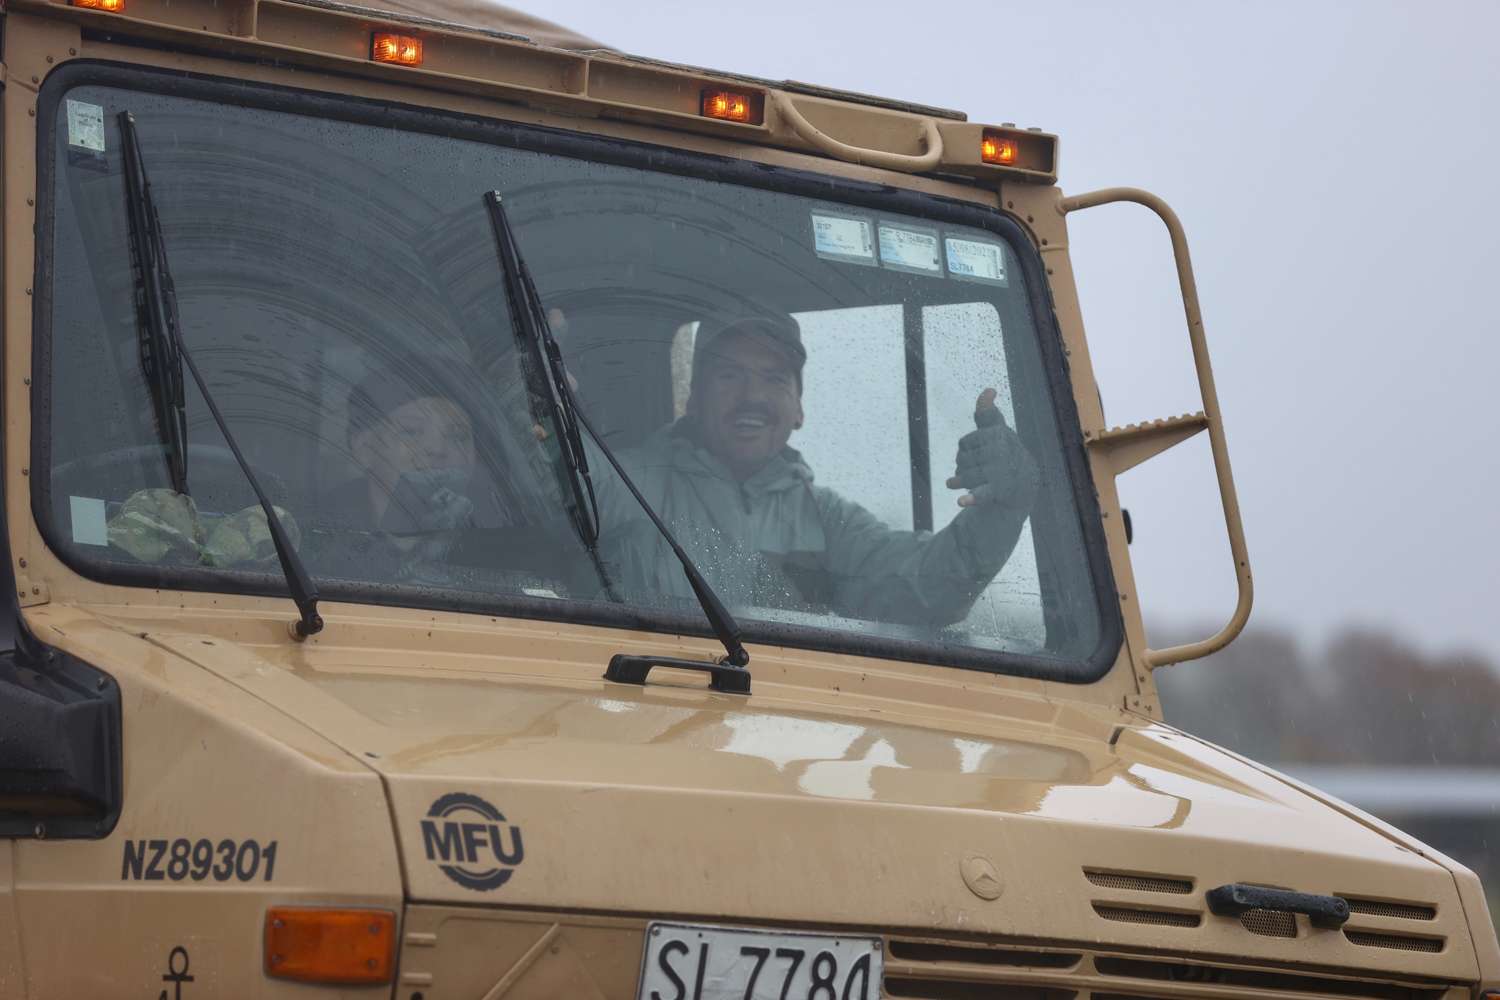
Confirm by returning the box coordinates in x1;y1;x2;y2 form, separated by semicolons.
354;395;475;486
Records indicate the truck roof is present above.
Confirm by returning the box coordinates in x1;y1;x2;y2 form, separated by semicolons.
285;0;614;50
285;0;970;121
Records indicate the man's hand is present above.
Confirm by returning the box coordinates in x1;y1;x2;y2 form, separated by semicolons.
945;388;1037;509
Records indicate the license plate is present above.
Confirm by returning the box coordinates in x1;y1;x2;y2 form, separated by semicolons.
637;922;882;1000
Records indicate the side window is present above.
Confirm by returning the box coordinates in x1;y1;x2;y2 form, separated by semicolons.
793;306;912;530
785;301;1044;650
924;304;1045;649
670;322;700;420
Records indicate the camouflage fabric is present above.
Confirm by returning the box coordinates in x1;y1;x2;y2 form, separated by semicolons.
107;489;205;564
107;488;300;569
203;505;300;569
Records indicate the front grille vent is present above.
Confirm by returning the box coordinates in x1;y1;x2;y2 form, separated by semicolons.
1092;904;1200;928
1095;956;1446;999
1083;869;1193;894
886;941;1080;968
1344;897;1438;921
885;981;1074;999
1344;929;1444;953
880;933;1455;1000
1239;907;1298;938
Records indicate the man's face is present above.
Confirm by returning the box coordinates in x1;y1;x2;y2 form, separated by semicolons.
690;331;803;481
353;395;476;487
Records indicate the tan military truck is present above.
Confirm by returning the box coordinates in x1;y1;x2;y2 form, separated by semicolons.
1;1;1495;997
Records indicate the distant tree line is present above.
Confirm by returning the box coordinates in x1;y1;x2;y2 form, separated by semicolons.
1152;625;1500;766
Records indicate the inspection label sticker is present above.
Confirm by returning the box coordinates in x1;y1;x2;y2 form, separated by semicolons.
65;100;106;153
878;223;942;274
811;212;876;264
69;496;108;547
945;237;1008;285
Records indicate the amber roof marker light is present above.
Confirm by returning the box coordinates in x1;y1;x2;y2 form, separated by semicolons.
981;130;1018;166
701;88;764;125
371;32;424;67
70;0;126;10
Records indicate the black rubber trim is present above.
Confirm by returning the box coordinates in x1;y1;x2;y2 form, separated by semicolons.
30;60;1124;684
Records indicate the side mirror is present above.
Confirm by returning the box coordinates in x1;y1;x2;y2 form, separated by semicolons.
0;630;123;839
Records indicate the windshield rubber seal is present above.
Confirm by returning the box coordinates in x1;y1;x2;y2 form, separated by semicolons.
30;59;1123;684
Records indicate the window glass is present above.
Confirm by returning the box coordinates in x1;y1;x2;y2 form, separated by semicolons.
38;75;1110;674
794;306;909;530
924;304;1045;649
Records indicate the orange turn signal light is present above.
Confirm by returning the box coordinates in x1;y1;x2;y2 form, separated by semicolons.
265;907;396;985
702;89;758;124
371;32;424;66
981;130;1018;166
70;0;125;10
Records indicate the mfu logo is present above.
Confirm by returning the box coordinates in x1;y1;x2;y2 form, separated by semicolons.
420;792;525;891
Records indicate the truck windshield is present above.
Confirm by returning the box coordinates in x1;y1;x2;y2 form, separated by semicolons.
36;72;1115;677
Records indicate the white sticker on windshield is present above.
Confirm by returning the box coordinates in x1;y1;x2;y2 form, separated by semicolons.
66;100;106;153
811;212;875;264
70;496;108;547
945;237;1009;285
878;223;942;274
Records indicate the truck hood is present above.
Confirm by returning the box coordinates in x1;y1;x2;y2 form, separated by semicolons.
56;606;1481;981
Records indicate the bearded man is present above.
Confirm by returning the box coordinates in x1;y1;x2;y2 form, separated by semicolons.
594;314;1039;626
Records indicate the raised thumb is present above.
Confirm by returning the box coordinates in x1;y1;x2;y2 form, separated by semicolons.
974;387;1002;429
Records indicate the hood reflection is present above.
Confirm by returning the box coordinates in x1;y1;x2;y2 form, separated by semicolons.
282;673;1288;825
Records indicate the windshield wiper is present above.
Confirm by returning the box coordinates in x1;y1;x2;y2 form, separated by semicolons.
483;191;600;550
483;192;751;689
120;115;189;495
119;112;323;639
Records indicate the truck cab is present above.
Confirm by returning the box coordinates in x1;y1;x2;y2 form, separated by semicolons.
0;1;1496;997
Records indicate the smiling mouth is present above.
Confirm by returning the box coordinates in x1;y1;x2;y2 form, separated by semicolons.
730;413;770;431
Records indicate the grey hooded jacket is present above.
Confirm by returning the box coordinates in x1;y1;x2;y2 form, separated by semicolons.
593;421;1036;626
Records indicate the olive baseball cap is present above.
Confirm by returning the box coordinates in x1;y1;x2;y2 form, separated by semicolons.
691;314;806;391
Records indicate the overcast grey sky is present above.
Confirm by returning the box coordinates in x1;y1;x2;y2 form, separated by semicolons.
548;0;1500;662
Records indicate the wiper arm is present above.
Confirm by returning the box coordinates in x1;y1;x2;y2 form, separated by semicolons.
118;112;323;639
482;192;751;681
120;113;189;495
483;191;600;549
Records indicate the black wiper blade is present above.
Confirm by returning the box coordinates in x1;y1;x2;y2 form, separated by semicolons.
118;112;323;639
120;113;189;495
483;191;600;549
482;191;751;676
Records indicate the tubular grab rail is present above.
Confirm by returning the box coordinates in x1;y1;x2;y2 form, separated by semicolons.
1060;187;1252;668
769;91;944;173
